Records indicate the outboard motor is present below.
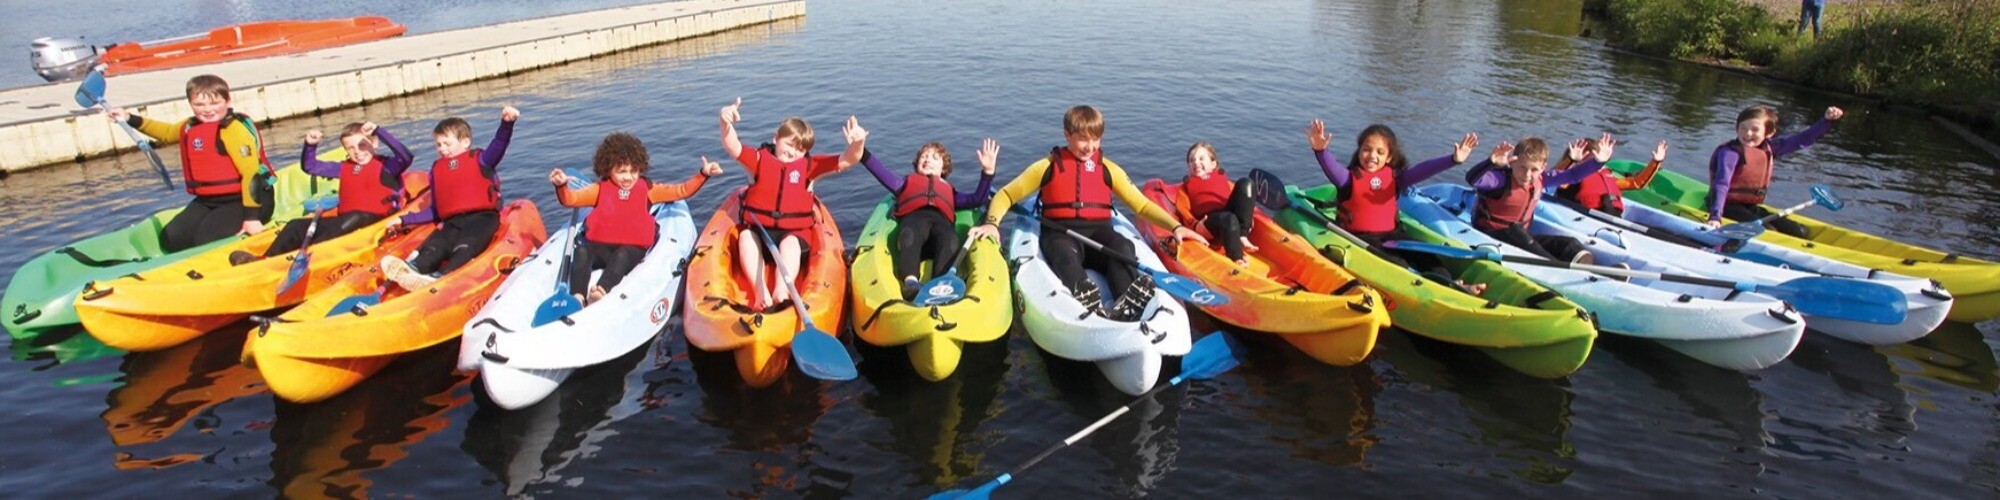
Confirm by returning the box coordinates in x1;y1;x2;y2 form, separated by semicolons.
30;37;102;83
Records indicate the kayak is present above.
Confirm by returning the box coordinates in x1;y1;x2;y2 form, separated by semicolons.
682;189;847;388
1006;195;1192;396
1608;159;1997;323
246;200;544;403
1275;184;1603;375
76;172;431;352
4;151;342;338
99;17;406;75
1398;187;1802;369
1138;180;1387;367
849;196;1011;381
460;201;696;409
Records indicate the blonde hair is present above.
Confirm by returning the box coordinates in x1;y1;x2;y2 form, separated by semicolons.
776;117;815;152
184;74;230;101
1063;106;1104;139
1516;137;1550;162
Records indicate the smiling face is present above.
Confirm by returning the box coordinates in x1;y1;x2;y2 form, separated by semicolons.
1510;155;1547;182
1357;134;1392;172
914;146;947;176
189;93;229;123
340;134;377;165
772;133;806;162
434;132;472;158
1735;118;1770;147
1065;132;1101;160
609;163;640;189
1187;145;1218;177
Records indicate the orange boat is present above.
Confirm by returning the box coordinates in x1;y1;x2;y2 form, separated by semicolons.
682;189;847;388
100;16;405;75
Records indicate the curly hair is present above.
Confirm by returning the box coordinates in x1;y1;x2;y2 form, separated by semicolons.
592;132;651;180
913;142;953;177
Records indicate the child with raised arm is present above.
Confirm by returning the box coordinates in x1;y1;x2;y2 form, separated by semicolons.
859;136;999;298
1308;120;1477;283
232;122;414;264
1704;105;1844;237
550;133;722;304
1465;135;1614;263
967;105;1206;321
381;106;520;290
106;74;275;252
1552;137;1667;217
718;98;867;309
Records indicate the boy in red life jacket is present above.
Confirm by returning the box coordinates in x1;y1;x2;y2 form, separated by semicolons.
380;106;520;290
106;74;276;252
858;135;999;299
549;133;723;305
717;98;868;310
1306;120;1482;292
1465;135;1615;263
231;122;415;264
1177;142;1260;266
1703;105;1844;238
968;106;1207;321
1552;137;1667;217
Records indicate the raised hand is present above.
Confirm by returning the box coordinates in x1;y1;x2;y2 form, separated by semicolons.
1566;138;1588;162
105;107;130;122
1590;132;1616;161
1825;106;1845;121
978;138;1000;174
843;116;868;146
360;122;378;136
1652;140;1668;162
1488;142;1515;165
548;168;571;187
720;97;743;125
700;156;723;176
1452;133;1479;163
500;106;521;122
304;129;324;146
1305;119;1332;151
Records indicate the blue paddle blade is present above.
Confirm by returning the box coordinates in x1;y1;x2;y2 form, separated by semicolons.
791;326;858;380
1149;269;1228;307
1758;277;1908;325
74;70;106;108
531;283;583;327
1381;240;1493;261
912;274;968;306
301;196;337;212
1728;250;1797;268
277;252;310;294
1810;184;1844;211
1711;222;1765;241
930;477;1006;500
1180;332;1245;381
326;293;381;317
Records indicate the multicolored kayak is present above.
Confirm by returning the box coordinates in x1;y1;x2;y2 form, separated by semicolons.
4;150;343;337
1608;159;1997;322
849;196;1011;381
1275;184;1604;375
682;189;848;388
246;200;544;403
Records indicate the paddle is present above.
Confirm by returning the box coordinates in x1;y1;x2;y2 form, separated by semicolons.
323;185;434;317
531;170;591;327
748;221;857;381
929;331;1246;500
1005;206;1228;307
1712;184;1843;241
275;196;337;295
1382;240;1908;325
74;69;174;191
911;205;987;307
1244;169;1374;249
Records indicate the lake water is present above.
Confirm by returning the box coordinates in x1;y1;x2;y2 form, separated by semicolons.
3;0;1998;497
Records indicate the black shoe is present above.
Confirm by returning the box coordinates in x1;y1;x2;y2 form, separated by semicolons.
1109;281;1155;322
1071;282;1104;317
229;250;258;266
901;276;921;300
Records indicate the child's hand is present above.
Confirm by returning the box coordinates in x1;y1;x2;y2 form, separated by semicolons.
843;116;868;146
1566;139;1587;162
548;168;570;187
1452;133;1479;163
978;138;1000;174
1173;225;1209;246
105;108;130;122
1652;140;1668;162
701;156;723;176
968;224;999;242
361;122;378;136
500;106;521;122
239;220;265;236
1590;133;1616;161
720;97;742;125
1488;142;1515;165
304;130;323;146
1824;106;1844;121
1305;119;1332;151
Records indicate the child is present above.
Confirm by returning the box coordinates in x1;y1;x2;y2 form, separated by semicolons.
1306;120;1479;290
1178;142;1260;265
1552;137;1667;216
1704;105;1844;238
381;106;520;290
969;105;1205;321
717;98;868;309
1465;135;1614;263
106;74;274;252
859;136;999;298
550;133;722;304
232;122;413;264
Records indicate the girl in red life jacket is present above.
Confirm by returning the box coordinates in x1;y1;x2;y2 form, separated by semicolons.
1177;142;1261;266
1305;120;1483;292
233;122;415;265
1465;135;1615;263
859;138;999;298
380;106;520;291
717;98;869;309
550;133;722;305
1703;105;1844;238
1552;137;1668;217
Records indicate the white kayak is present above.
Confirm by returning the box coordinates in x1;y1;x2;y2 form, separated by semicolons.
1402;187;1805;370
460;202;697;409
1007;196;1192;396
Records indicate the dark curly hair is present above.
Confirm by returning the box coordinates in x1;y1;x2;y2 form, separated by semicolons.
913;142;953;177
592;132;651;180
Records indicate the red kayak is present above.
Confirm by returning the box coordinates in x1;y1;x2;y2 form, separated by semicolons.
99;16;405;75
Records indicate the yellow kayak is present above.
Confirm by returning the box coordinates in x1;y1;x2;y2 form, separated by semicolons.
849;196;1011;381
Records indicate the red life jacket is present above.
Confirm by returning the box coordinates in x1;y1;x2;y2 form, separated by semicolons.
1339;166;1399;233
1181;172;1232;217
1038;147;1114;220
337;157;401;216
432;148;497;219
894;173;957;222
177;119;243;197
741;144;820;230
1724;142;1774;205
1558;168;1625;212
1475;173;1541;231
585;178;658;248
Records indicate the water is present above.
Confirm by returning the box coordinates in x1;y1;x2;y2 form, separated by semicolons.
4;0;2000;497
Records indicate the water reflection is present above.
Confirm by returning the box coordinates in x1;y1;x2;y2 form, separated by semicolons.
1231;328;1381;467
459;344;649;496
1376;330;1576;483
1881;323;2000;393
101;325;265;448
1764;334;1915;463
10;327;121;369
1595;334;1772;451
853;332;1010;488
265;344;470;498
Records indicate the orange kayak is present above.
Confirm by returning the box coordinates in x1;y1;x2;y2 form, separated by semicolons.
683;189;847;388
101;16;406;75
247;200;544;403
1139;179;1390;365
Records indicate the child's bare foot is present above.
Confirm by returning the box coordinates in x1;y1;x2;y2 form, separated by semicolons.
587;286;606;305
1240;237;1260;253
1458;280;1488;296
1235;258;1251;267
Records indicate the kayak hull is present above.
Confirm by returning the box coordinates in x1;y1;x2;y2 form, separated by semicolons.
1007;196;1191;396
849;197;1012;381
681;189;847;389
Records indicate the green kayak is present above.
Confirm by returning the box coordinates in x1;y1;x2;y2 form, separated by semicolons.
1274;184;1597;378
3;151;342;338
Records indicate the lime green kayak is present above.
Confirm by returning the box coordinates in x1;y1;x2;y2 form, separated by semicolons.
1274;184;1597;378
3;152;342;338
